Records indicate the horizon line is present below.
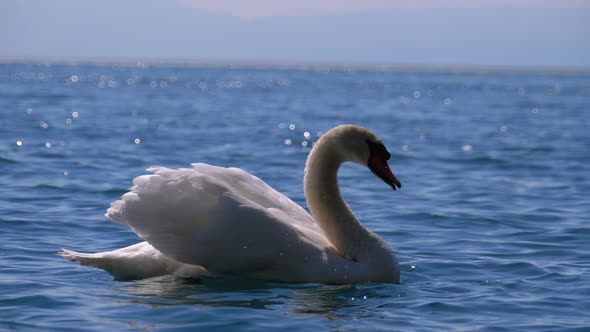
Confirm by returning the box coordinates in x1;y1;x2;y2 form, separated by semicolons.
1;56;589;76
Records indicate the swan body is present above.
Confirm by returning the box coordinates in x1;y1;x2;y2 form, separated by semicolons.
61;125;402;284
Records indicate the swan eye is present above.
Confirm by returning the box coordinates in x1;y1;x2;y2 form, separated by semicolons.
365;140;391;161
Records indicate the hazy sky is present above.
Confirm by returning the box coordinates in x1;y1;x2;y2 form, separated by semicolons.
1;0;589;68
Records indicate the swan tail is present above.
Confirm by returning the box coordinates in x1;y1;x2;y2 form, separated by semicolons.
59;243;208;280
59;248;109;269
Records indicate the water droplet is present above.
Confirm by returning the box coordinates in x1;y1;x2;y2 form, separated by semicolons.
413;90;421;99
303;131;310;139
65;118;72;125
278;122;286;129
63;171;69;176
462;145;473;152
317;131;323;137
289;124;295;130
283;139;292;145
444;97;452;105
401;145;408;151
301;141;308;147
15;140;23;147
70;75;79;83
45;142;52;148
134;138;141;144
72;111;79;118
363;295;367;299
410;265;416;271
26;108;33;114
500;125;508;132
40;122;49;129
531;107;539;114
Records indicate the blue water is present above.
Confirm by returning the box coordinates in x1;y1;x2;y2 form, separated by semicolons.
1;62;589;331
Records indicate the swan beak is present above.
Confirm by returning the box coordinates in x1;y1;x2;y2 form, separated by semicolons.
369;158;402;191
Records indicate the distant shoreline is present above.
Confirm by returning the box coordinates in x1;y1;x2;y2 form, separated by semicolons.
1;56;589;76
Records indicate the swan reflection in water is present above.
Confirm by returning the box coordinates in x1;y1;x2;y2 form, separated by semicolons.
121;275;400;319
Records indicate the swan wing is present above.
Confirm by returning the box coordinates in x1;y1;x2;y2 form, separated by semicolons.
190;163;314;225
105;165;328;274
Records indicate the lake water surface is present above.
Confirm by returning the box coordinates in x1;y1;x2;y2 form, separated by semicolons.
1;63;589;331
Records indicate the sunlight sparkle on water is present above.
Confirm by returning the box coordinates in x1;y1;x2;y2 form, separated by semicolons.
3;63;587;332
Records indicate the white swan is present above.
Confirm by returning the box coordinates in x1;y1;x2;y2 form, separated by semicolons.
61;125;402;284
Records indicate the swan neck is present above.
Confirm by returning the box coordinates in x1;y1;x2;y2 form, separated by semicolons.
304;141;368;258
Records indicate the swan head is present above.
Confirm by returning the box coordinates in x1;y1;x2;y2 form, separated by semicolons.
329;125;402;190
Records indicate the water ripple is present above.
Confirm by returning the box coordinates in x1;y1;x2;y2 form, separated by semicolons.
1;63;589;331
